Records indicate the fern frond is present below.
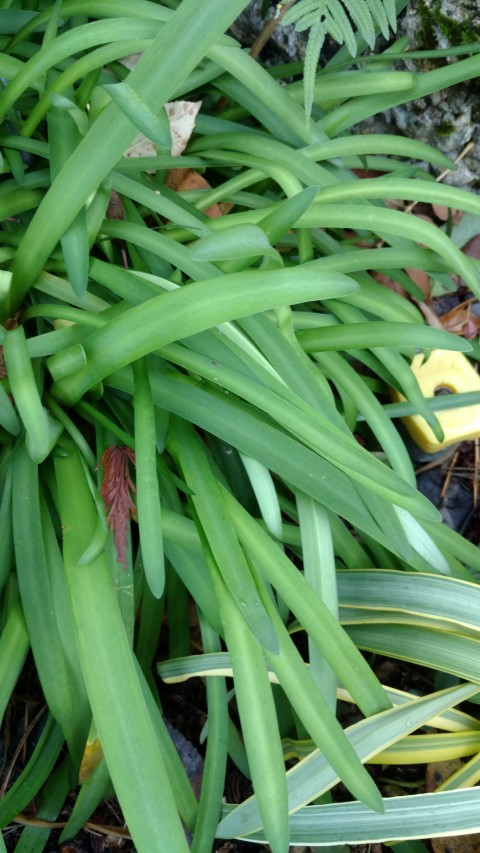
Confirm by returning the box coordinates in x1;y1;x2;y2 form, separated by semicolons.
279;0;399;118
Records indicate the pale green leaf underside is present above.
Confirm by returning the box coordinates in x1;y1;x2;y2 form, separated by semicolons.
234;788;480;845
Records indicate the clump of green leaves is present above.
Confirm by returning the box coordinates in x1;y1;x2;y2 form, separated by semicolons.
1;2;480;852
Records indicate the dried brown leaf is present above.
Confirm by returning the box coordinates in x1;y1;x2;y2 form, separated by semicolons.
416;300;445;330
165;100;201;156
106;190;125;221
166;168;226;218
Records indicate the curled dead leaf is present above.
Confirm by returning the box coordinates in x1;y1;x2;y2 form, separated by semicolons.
437;299;480;339
416;300;445;330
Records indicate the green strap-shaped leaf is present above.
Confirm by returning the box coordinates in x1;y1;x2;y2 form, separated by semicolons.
49;267;358;404
0;464;14;594
240;454;282;539
191;224;279;262
103;81;171;149
219;483;390;717
191;613;229;853
12;444;84;758
312;349;415;483
4;326;62;463
60;757;111;842
297;322;472;353
169;418;279;655
48;102;89;298
318;52;480;137
16;759;71;853
254;575;384;814
0;380;20;436
315;176;480;217
107;367;434;544
133;357;164;598
303;133;453;168
54;436;191;852
237;788;480;846
297;494;337;708
210;565;290;853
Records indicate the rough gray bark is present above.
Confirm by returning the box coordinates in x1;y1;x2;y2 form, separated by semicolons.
232;1;308;64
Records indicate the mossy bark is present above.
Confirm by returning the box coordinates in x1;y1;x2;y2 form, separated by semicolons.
415;0;480;48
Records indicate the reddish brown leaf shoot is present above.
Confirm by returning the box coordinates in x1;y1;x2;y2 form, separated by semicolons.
97;445;136;568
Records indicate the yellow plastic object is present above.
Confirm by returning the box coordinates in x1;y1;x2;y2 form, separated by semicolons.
391;349;480;454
